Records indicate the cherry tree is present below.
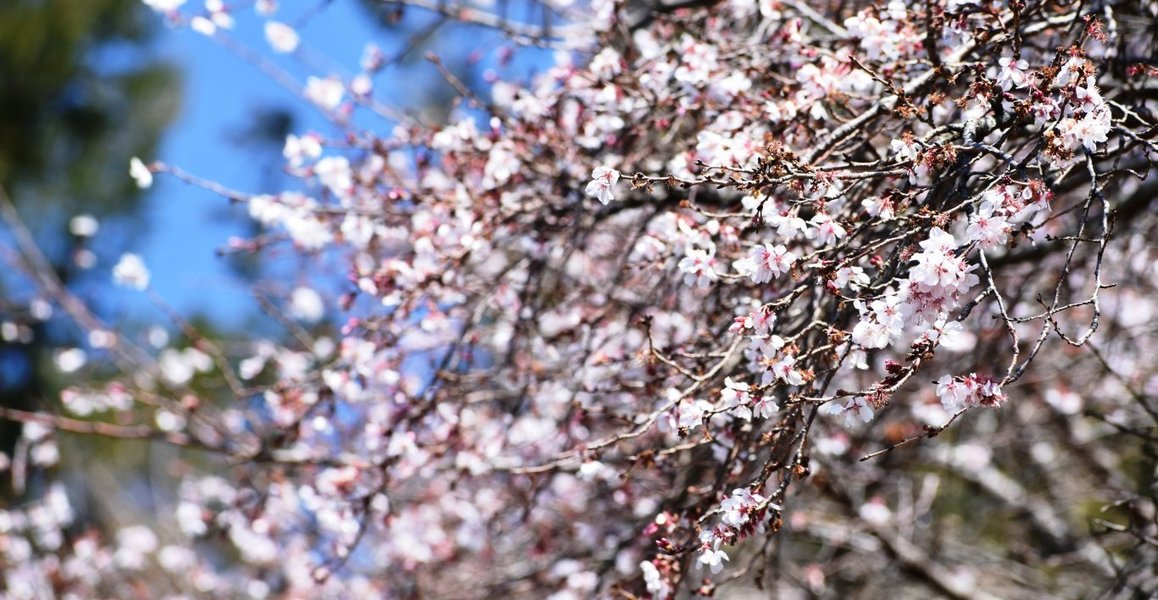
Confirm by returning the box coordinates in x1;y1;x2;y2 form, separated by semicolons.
1;0;1156;597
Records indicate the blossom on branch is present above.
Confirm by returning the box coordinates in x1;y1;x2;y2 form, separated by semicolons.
7;1;1153;597
585;166;620;204
112;253;150;290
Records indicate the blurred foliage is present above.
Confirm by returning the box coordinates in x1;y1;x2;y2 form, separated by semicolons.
0;0;181;476
0;0;180;222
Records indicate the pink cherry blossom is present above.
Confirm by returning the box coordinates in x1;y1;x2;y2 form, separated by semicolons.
584;166;620;204
735;243;796;283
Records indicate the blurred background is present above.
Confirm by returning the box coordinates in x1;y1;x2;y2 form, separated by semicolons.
0;0;551;536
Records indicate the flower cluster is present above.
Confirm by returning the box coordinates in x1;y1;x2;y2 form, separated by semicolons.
935;373;1008;410
0;0;1151;598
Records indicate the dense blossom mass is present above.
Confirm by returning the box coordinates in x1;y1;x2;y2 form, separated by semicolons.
0;0;1156;598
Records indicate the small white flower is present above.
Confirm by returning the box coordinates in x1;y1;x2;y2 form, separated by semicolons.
640;561;670;597
720;377;749;406
584;166;620;204
205;0;234;29
304;77;345;111
158;546;196;573
819;396;875;426
129;157;153;189
677;398;710;429
810;213;847;246
112;253;150;290
996;56;1030;90
23;421;51;442
350;74;373;96
247;194;283;225
283;133;322;168
678;246;718;288
589;48;623;79
697;547;729;574
859;498;892;525
720;487;766;528
284;213;332;250
315;156;352;198
264;21;299;53
189;16;216;36
155;409;186;432
289;287;325;323
890;136;920;162
361;44;385;72
753;396;779;419
142;0;186;12
735;243;796;283
771;355;804;386
834;265;870;289
54;348;87;374
69;214;99;237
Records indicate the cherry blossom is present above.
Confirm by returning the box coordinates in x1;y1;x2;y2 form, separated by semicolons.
677;246;718;288
584;166;620;204
68;214;99;238
966;201;1011;249
142;0;185;11
851;296;904;349
720;487;766;528
2;2;1153;598
809;213;847;246
303;76;344;111
264;21;299;53
996;56;1031;90
129;157;153;189
734;243;796;283
111;253;150;290
696;530;730;575
819;396;875;427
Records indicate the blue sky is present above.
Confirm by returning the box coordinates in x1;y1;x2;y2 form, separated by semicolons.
133;1;556;327
139;2;383;326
